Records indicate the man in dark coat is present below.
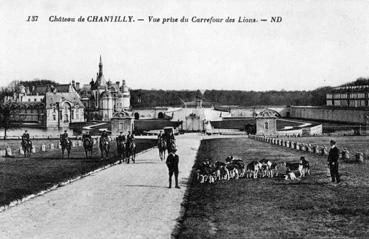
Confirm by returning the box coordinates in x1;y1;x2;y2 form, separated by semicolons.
328;140;340;183
166;148;180;189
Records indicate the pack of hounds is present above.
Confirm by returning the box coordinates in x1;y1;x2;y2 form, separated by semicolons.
196;156;310;183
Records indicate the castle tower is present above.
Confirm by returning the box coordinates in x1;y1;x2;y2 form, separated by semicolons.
100;88;114;121
95;55;106;89
121;80;130;109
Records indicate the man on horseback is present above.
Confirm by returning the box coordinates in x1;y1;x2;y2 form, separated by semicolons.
60;130;71;159
60;130;69;142
22;130;30;141
116;132;126;162
157;131;167;161
166;131;176;153
82;131;93;158
125;131;136;163
21;130;32;157
82;131;92;141
117;132;126;143
99;130;110;160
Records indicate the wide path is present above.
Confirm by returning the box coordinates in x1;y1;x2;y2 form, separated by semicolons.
0;134;201;239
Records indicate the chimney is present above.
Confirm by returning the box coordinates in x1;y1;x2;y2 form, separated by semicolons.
72;80;75;88
76;82;80;91
116;81;120;88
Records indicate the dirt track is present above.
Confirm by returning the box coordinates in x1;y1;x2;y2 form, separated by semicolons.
0;134;201;239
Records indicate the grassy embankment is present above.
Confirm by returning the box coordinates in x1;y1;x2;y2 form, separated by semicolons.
177;137;369;238
0;139;156;206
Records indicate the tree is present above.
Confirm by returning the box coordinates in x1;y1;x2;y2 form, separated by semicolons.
0;103;22;139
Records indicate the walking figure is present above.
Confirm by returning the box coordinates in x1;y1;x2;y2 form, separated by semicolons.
328;140;340;183
166;148;180;189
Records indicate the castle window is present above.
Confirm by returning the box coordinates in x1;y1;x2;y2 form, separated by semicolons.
264;122;269;130
71;110;74;120
53;114;56;121
76;110;79;120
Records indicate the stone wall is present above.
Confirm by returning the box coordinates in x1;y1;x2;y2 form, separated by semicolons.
290;106;368;124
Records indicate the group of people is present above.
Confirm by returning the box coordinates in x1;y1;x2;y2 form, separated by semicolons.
157;130;176;153
115;131;135;148
157;130;180;189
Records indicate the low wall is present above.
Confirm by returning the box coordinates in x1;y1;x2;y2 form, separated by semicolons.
277;124;323;136
134;119;182;132
0;139;86;158
248;135;366;163
210;118;255;130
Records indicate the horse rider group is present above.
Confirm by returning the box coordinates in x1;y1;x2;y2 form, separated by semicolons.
116;131;135;147
158;130;176;153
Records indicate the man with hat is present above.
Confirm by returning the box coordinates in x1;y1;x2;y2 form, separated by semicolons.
166;147;180;189
60;130;68;141
22;130;30;141
328;139;340;183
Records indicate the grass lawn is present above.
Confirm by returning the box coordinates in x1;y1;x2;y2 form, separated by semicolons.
279;135;369;156
0;138;156;207
0;139;61;151
176;137;369;238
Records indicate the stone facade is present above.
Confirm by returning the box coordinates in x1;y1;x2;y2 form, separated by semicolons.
256;110;277;135
45;89;85;129
290;106;369;124
110;111;134;137
79;56;131;121
3;83;84;128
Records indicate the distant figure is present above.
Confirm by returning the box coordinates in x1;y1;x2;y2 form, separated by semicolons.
116;132;126;143
82;131;92;140
22;130;30;141
60;130;69;141
166;148;180;189
328;140;340;183
157;131;163;142
166;131;176;153
101;130;108;139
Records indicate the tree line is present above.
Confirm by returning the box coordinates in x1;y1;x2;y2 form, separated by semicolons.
130;87;332;108
0;80;335;107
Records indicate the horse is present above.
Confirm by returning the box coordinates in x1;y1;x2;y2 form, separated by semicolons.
158;137;167;161
99;137;110;160
60;138;72;159
126;140;136;164
21;139;32;157
116;139;126;163
167;139;176;153
83;137;93;159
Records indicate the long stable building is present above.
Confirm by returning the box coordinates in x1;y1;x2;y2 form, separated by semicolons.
326;85;369;108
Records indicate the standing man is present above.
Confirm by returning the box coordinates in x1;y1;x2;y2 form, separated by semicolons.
328;140;340;183
166;148;180;189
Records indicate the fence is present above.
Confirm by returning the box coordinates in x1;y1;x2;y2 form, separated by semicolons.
0;138;94;158
248;135;365;163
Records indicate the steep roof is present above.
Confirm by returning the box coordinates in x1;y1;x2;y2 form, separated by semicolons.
33;84;72;94
45;92;85;109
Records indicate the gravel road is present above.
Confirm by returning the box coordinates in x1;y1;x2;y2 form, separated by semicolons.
0;134;201;239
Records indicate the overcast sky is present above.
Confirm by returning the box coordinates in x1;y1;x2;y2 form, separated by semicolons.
1;0;369;91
